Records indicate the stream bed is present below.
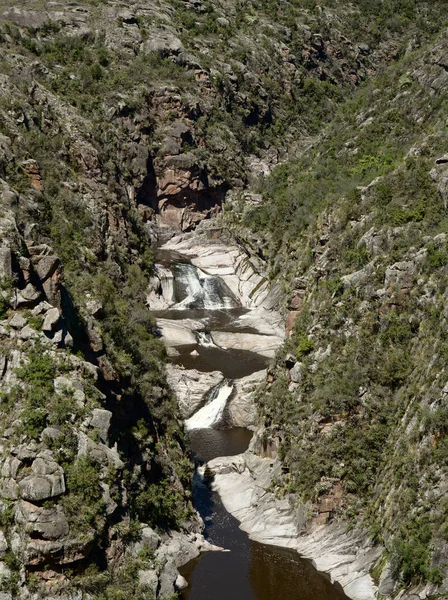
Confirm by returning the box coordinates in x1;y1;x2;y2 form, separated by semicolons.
179;429;348;600
155;243;348;600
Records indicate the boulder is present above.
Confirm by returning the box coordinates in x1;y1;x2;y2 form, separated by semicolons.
33;255;60;282
15;283;40;307
0;478;18;499
86;299;103;317
341;262;375;289
89;408;113;442
19;325;37;340
42;307;61;332
41;427;63;441
42;268;62;307
62;329;74;348
289;362;303;383
77;432;124;470
141;526;161;552
17;456;66;501
1;456;20;478
9;313;26;329
31;301;53;316
18;476;53;501
16;500;69;540
100;483;118;516
143;35;184;58
175;574;188;590
217;17;230;27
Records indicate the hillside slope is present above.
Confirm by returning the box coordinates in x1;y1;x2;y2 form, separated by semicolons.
0;0;447;598
236;24;448;597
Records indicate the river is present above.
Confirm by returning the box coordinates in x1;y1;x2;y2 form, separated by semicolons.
155;242;348;600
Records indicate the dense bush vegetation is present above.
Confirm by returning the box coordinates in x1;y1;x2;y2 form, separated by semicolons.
240;21;448;587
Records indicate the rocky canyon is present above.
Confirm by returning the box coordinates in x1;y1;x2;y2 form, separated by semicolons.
0;1;447;599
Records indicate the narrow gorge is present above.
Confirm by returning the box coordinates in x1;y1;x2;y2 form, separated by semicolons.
151;224;351;600
0;1;447;599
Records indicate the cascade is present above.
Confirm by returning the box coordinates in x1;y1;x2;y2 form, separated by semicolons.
172;263;239;310
197;331;217;348
185;380;233;430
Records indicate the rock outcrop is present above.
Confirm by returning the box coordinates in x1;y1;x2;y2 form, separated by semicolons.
226;370;265;429
159;228;284;312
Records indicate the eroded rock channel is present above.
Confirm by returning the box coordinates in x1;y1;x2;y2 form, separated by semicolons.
152;226;349;600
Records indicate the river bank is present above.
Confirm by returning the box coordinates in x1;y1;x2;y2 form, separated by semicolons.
207;451;381;600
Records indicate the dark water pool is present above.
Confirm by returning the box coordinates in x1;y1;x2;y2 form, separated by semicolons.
171;345;269;379
180;429;348;600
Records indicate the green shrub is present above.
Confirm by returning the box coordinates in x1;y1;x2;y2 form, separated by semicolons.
295;336;314;358
135;479;188;528
62;456;105;532
374;348;412;388
16;348;57;439
425;242;448;271
390;516;435;584
0;296;8;319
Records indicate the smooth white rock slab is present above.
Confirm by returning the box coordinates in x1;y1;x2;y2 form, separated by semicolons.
165;364;223;419
227;370;265;429
211;331;283;358
207;453;380;600
157;318;203;347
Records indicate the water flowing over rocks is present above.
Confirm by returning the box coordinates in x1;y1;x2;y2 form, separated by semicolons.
157;224;284;434
157;227;284;314
185;381;234;430
166;365;224;419
158;224;373;600
3;1;448;596
154;226;284;378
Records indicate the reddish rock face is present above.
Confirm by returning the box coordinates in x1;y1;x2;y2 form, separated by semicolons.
312;482;343;525
21;160;44;192
286;310;300;336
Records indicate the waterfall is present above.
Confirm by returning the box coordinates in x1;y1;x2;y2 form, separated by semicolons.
197;331;217;348
185;380;234;430
172;263;239;310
